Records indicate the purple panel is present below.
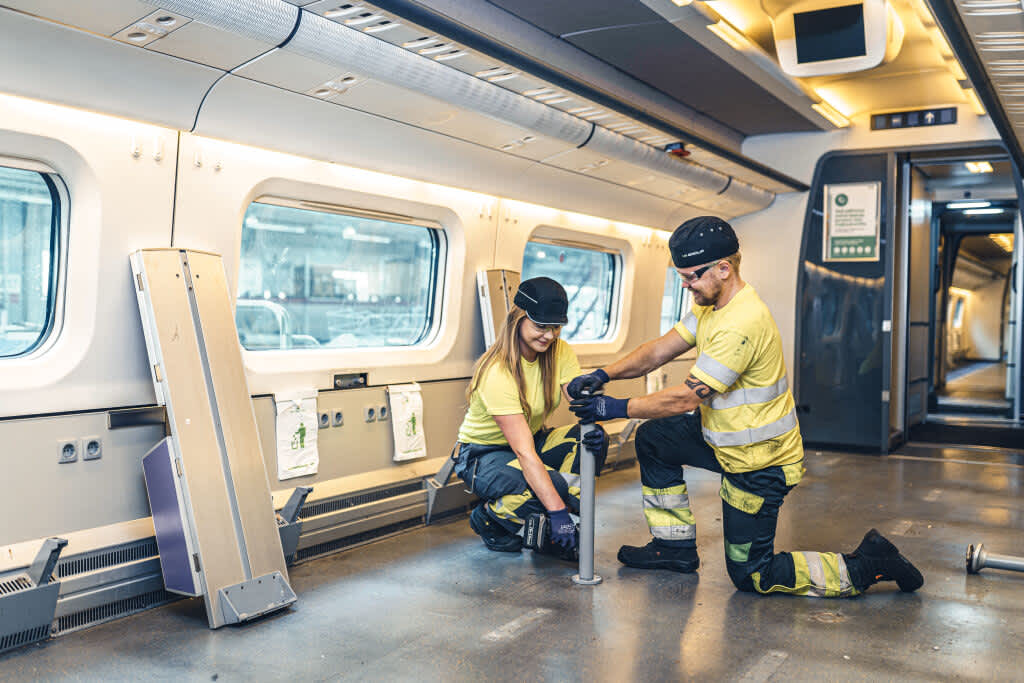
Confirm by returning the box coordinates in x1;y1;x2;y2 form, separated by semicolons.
143;438;198;596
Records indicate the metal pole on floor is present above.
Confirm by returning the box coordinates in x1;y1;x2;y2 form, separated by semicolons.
966;543;1024;574
573;416;602;586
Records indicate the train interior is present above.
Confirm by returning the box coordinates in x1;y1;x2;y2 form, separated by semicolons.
0;0;1023;679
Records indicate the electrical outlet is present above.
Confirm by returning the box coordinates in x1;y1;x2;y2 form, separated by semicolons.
83;436;103;461
58;439;80;464
378;404;389;421
333;410;344;427
364;406;376;423
318;412;330;429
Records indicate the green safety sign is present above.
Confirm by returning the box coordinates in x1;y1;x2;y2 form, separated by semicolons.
823;182;880;262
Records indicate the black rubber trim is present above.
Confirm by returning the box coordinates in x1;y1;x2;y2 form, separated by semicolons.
576;122;596;149
279;8;303;48
929;0;1024;174
368;0;808;192
190;72;229;132
716;175;733;195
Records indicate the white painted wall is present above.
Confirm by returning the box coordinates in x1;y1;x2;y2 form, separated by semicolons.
964;278;1006;360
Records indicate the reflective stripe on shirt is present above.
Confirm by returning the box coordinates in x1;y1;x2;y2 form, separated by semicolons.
709;376;789;411
681;311;697;339
695;353;740;389
702;408;798;447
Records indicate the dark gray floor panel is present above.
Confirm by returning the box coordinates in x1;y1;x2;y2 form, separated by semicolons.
4;448;1024;680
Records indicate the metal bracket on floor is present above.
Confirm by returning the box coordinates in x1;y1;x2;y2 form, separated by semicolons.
217;571;297;625
0;537;68;654
277;486;313;566
966;543;1024;574
424;455;458;525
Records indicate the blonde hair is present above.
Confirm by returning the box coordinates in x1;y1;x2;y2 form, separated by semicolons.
467;306;558;424
723;251;741;272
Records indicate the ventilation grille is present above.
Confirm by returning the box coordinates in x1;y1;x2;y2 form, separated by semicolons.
977;32;1024;51
56;538;160;579
295;517;422;561
299;482;423;519
52;590;175;637
959;0;1022;16
0;625;51;654
0;576;32;595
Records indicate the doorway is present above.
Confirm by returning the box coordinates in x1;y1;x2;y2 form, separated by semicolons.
935;228;1016;416
898;151;1022;445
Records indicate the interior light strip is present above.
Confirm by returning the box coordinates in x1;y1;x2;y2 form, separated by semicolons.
812;102;850;128
964;88;987;115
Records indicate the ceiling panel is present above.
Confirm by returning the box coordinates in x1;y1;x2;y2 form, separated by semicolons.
485;0;658;37
567;22;819;136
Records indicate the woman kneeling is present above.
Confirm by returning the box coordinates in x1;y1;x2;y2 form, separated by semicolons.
454;277;607;559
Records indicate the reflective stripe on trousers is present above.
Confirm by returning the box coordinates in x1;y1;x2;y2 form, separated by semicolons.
754;551;857;598
642;484;696;541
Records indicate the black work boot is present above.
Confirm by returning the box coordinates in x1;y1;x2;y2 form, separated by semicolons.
845;529;923;592
617;540;699;573
469;504;522;553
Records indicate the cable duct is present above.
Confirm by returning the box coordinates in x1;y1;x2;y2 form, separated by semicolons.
147;0;776;214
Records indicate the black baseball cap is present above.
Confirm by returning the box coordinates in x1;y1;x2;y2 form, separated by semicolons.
669;216;739;268
514;277;569;325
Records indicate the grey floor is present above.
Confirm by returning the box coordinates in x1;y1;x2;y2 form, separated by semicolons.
940;361;1009;407
4;444;1024;682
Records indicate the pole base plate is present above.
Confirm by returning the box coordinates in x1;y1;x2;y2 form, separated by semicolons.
572;573;603;585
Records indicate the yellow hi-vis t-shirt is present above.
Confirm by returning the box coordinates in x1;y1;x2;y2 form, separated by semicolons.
457;338;581;445
673;284;803;474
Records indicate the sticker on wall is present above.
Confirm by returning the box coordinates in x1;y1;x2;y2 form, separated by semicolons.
275;390;319;480
823;182;881;262
387;383;427;462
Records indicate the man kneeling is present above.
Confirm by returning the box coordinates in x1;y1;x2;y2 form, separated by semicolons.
568;217;923;597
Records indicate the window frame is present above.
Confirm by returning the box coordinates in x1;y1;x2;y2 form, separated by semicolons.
237;195;448;352
660;264;692;336
0;157;67;360
522;236;623;343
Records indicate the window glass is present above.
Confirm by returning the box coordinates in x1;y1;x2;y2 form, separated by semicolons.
521;240;619;342
952;297;965;330
660;267;692;334
0;165;58;357
237;200;442;350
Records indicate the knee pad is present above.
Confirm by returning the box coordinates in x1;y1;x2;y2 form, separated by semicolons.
726;562;758;592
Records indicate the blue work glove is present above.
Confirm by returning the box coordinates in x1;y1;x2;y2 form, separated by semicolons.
580;427;607;454
548;507;577;550
569;394;629;423
566;368;610;399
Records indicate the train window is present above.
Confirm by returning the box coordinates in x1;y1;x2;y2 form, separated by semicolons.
0;164;60;358
236;199;443;350
660;267;692;334
951;297;965;330
521;239;620;342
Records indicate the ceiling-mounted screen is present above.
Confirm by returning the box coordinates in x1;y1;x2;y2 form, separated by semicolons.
772;0;902;77
794;4;866;64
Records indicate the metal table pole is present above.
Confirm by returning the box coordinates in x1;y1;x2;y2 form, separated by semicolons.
573;418;602;586
967;543;1024;574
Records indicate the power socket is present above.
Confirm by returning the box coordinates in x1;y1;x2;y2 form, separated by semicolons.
332;410;344;427
58;439;80;464
378;404;389;421
83;436;103;461
318;412;331;429
364;406;376;423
